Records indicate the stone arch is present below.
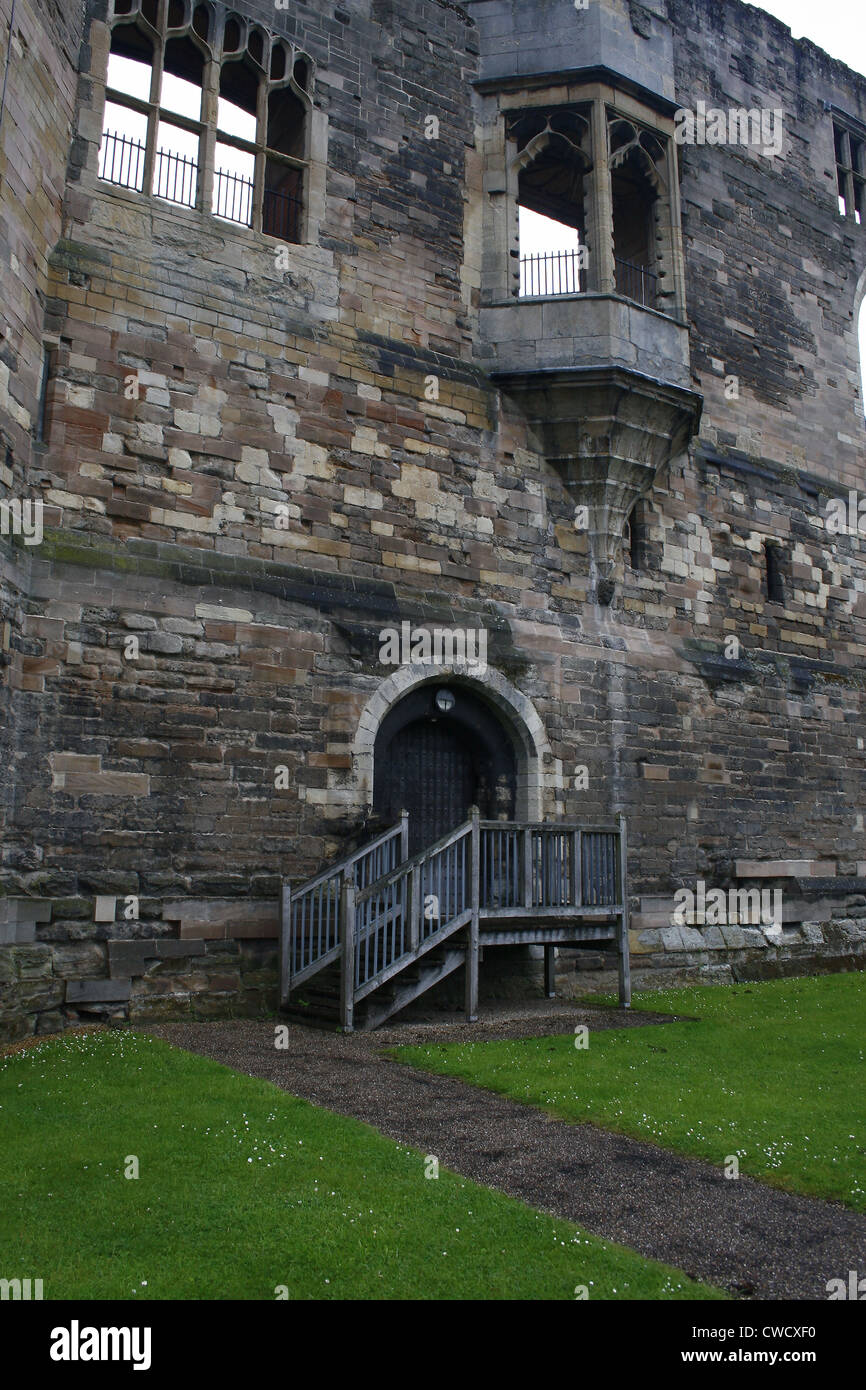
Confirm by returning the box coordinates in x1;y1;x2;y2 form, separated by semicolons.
510;127;592;179
352;665;560;824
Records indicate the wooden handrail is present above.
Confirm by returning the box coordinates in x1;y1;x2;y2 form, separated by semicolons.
355;818;473;903
291;816;406;900
478;819;621;832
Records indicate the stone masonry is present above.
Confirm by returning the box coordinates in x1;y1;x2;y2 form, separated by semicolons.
1;0;865;1038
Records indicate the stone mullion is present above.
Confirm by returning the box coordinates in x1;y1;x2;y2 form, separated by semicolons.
663;138;687;318
587;98;615;294
142;29;164;200
199;57;218;217
852;136;865;217
840;130;855;216
253;76;267;234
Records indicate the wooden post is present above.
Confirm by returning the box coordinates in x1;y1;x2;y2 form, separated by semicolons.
279;882;292;1006
617;813;631;1009
400;809;410;864
340;878;356;1032
409;862;421;951
466;808;480;1022
252;74;267;233
544;944;556;999
523;824;533;910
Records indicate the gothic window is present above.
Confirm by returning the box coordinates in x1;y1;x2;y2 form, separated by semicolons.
834;120;865;223
492;91;684;317
609;117;667;310
508;108;591;298
98;0;313;243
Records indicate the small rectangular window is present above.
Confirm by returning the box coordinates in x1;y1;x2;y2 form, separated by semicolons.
834;119;865;223
35;346;53;444
764;542;784;605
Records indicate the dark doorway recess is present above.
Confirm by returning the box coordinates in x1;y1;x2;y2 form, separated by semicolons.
374;684;517;853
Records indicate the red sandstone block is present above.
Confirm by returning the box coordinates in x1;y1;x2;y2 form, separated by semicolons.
227;922;278;939
22;656;60;676
106;499;151;521
23;617;65;640
9;670;44;692
179;924;226;940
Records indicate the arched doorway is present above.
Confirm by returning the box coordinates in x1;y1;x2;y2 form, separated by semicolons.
373;683;518;852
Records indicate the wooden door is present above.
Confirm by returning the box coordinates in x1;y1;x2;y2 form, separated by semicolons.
379;718;477;852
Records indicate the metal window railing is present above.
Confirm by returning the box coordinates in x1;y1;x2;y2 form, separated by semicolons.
262;185;302;243
98;130;303;242
614;256;658;309
213;166;254;227
519;248;585;298
98;130;146;192
152;145;198;208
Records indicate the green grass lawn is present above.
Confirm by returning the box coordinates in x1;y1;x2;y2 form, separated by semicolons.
0;1030;724;1300
395;973;866;1212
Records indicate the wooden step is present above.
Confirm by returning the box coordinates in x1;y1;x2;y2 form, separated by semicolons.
356;947;466;1031
283;962;343;1028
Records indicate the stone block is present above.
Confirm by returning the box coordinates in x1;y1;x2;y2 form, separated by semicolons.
0;899;52;924
678;926;706;950
163;900;278;939
799;923;825;945
630;928;661;954
719;925;748;948
702;926;727;950
155;940;207;958
0;921;32;944
66;978;132;1003
13;947;53;979
108;941;153;977
52;943;107;976
94;895;117;922
16;981;66;1011
739;929;770;949
34;1011;65;1034
735;860;836;878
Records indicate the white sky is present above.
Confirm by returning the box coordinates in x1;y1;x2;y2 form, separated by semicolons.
745;0;866;77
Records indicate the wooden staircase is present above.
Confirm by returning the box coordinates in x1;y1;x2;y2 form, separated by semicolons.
280;810;630;1031
282;944;466;1030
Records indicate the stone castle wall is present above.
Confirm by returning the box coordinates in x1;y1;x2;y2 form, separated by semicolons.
1;0;865;1039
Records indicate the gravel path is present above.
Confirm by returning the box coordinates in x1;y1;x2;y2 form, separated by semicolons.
146;1002;866;1301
